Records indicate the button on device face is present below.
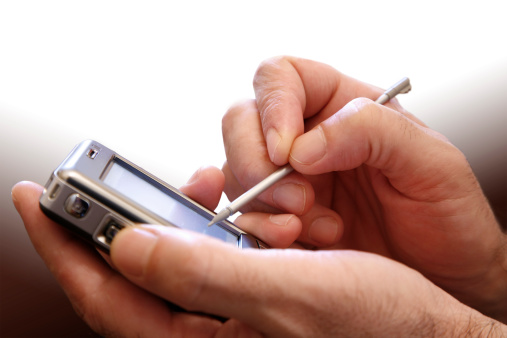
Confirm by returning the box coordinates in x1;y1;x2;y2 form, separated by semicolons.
64;194;90;218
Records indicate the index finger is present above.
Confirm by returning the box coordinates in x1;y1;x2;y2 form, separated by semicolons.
254;56;382;165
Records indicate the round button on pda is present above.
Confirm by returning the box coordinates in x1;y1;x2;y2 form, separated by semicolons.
64;194;90;218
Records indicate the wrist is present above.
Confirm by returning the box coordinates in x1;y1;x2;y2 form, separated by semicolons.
424;287;507;337
452;310;507;337
433;218;507;324
457;235;507;324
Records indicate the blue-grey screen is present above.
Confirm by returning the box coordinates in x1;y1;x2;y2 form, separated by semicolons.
103;159;238;244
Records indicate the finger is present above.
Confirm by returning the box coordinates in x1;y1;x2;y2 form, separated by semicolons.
385;97;428;127
253;56;382;165
179;166;225;211
233;212;302;248
222;100;314;216
224;159;343;249
11;182;221;336
110;225;460;337
215;319;262;338
303;96;425;133
222;161;282;215
289;98;467;200
111;225;328;335
234;205;344;249
296;203;345;248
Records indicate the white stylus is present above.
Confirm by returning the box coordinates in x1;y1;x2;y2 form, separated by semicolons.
208;77;411;227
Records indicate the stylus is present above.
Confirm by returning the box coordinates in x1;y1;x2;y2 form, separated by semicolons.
208;77;411;227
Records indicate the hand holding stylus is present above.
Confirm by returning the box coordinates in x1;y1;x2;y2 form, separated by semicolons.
208;77;411;227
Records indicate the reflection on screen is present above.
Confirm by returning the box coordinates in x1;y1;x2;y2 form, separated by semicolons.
103;160;238;244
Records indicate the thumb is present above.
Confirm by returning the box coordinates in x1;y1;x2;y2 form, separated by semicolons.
110;225;276;317
289;98;472;200
109;225;335;336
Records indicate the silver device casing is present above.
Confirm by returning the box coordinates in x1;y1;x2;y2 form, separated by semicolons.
40;140;266;252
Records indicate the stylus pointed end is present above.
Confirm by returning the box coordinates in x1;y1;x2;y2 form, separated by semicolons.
208;208;232;227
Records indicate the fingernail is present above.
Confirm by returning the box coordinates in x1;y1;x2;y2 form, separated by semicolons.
273;183;306;215
308;216;338;245
186;167;202;184
11;189;19;212
290;126;327;165
180;167;204;190
266;128;282;163
11;182;26;213
111;227;159;277
269;214;295;226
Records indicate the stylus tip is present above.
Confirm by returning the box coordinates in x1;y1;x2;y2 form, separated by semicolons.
207;214;222;227
208;208;232;227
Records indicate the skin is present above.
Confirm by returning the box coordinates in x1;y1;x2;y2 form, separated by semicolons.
11;56;507;336
12;181;507;337
221;56;507;322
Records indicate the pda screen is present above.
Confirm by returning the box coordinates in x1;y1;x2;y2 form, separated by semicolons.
102;159;238;244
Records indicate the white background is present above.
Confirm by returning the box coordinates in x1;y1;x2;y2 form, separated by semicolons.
1;1;506;187
0;1;506;335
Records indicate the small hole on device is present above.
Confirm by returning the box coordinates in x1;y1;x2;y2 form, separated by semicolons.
87;149;98;159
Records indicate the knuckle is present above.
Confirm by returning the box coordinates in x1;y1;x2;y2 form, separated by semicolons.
258;88;286;123
253;55;295;89
222;99;255;130
337;97;383;128
72;298;105;335
348;97;379;115
62;275;117;336
254;56;290;79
